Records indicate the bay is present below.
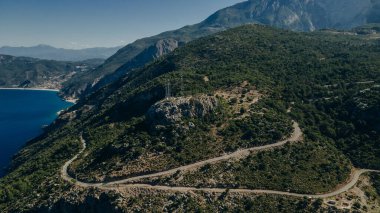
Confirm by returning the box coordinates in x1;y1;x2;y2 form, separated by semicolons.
0;89;73;177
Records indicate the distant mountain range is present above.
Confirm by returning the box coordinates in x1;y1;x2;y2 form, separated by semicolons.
61;0;380;99
0;44;122;61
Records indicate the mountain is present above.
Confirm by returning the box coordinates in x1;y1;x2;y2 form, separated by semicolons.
89;39;180;95
0;54;102;89
368;0;380;23
0;44;122;61
1;24;380;211
61;0;380;99
201;0;375;31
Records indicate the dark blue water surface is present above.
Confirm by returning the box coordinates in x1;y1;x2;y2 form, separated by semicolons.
0;89;73;177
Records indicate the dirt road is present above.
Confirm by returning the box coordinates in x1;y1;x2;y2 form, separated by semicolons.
61;122;380;198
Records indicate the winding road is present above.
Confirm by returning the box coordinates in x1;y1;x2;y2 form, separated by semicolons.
61;122;380;198
105;169;378;198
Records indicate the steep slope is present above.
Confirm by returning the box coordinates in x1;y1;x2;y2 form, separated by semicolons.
62;0;380;99
0;45;121;61
61;39;182;98
88;39;180;94
0;54;100;89
60;26;220;98
1;25;380;211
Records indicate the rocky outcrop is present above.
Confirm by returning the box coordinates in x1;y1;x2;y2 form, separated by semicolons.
146;96;218;129
151;39;179;58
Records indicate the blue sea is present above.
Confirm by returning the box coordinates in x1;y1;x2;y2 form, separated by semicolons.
0;89;73;177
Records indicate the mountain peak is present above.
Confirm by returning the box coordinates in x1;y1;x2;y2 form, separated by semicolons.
202;0;376;31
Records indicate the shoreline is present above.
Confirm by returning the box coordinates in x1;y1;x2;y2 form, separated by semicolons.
0;87;59;92
0;87;78;104
0;87;75;178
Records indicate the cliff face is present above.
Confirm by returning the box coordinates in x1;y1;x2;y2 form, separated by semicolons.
153;39;180;57
85;39;180;95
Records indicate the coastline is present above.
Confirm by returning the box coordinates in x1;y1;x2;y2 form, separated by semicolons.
0;88;74;177
0;87;78;104
0;87;59;92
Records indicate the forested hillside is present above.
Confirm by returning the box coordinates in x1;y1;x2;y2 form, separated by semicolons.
0;25;380;212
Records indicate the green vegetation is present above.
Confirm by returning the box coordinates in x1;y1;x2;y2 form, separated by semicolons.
352;23;380;34
1;25;380;211
149;139;351;194
290;83;380;169
371;173;380;196
0;127;81;211
111;193;326;212
70;97;293;182
220;100;293;150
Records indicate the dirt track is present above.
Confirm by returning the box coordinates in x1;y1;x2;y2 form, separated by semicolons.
61;122;380;198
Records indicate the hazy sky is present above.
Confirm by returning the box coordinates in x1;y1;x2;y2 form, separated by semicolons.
0;0;244;49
